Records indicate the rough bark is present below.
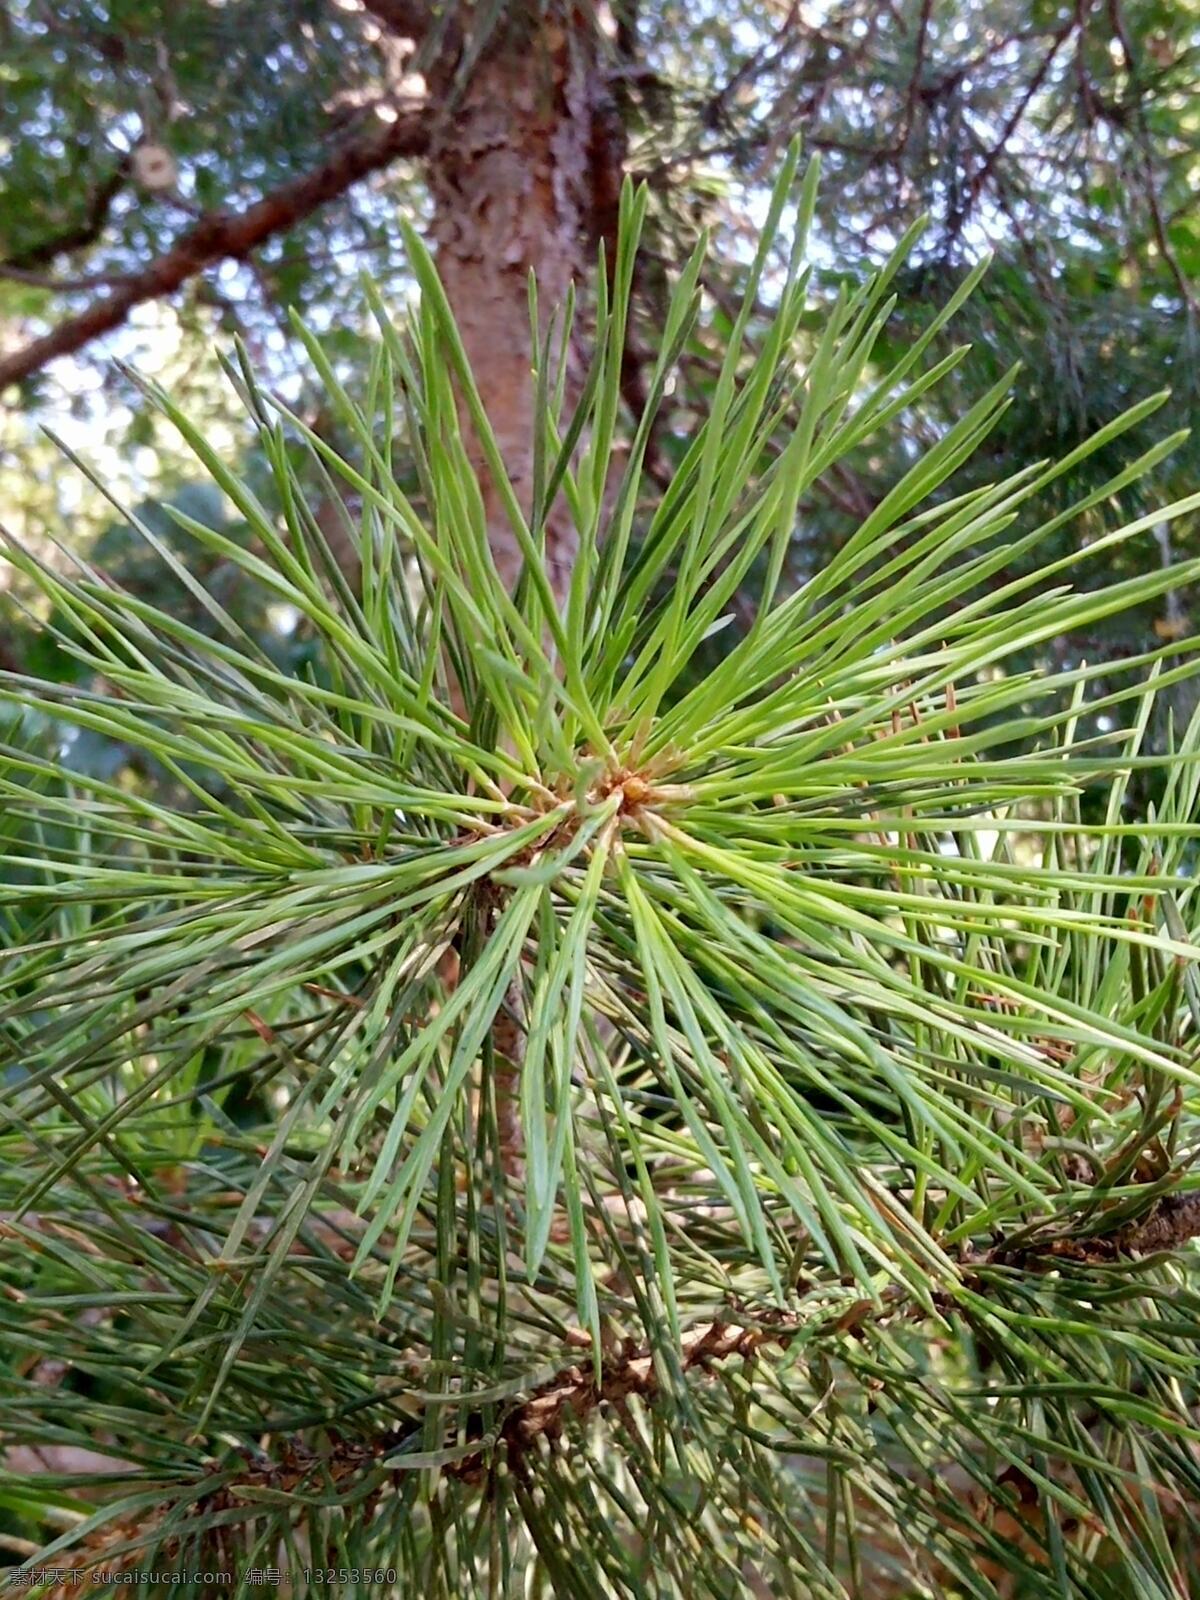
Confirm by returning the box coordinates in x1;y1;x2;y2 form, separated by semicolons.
426;5;622;605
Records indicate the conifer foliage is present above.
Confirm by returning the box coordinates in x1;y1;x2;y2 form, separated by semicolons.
4;154;1200;1597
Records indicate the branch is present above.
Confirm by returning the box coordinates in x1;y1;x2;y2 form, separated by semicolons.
983;1186;1200;1270
948;19;1075;240
1106;0;1199;315
901;0;933;145
0;110;431;393
2;156;130;273
8;1309;815;1590
700;1;801;132
0;263;140;293
451;1315;803;1478
1125;1191;1200;1253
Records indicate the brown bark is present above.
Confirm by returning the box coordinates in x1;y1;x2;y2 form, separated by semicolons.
424;9;625;1177
426;5;622;605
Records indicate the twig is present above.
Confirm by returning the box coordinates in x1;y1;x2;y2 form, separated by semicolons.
948;20;1076;241
2;156;130;273
901;0;934;147
1105;0;1199;314
450;1314;804;1478
0;263;141;293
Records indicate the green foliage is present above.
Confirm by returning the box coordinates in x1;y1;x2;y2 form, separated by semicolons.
4;157;1200;1597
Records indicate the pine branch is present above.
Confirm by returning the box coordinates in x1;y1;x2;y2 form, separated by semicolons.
978;1188;1200;1269
1;155;130;273
450;1314;806;1479
0;110;431;393
8;148;1200;1594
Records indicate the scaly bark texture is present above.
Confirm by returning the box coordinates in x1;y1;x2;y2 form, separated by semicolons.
427;5;623;605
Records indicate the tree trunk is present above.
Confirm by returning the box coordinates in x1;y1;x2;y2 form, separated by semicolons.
427;4;622;606
425;5;624;1176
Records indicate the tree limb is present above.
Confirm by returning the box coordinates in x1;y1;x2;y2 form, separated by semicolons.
948;19;1075;240
0;110;431;393
0;263;140;293
2;156;130;273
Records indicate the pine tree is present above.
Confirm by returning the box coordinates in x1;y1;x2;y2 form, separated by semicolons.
4;156;1200;1598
